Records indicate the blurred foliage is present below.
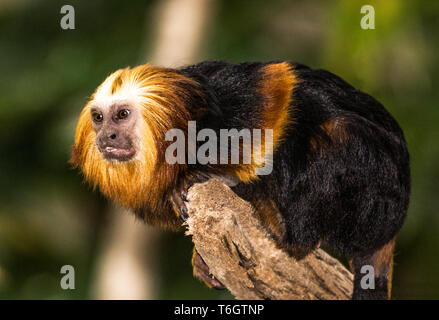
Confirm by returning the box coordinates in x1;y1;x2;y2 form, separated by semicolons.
0;0;438;299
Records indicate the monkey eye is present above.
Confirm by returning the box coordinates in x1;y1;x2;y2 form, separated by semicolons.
117;109;130;120
92;112;103;123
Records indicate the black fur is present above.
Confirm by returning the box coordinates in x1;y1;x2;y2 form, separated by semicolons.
179;61;410;299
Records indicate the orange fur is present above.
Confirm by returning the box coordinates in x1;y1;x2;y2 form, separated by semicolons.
71;65;203;227
310;117;348;151
233;62;297;182
259;62;296;145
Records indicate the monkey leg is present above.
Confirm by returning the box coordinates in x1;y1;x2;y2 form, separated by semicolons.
191;247;225;290
351;237;395;300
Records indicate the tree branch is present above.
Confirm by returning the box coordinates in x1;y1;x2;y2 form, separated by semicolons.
185;178;354;300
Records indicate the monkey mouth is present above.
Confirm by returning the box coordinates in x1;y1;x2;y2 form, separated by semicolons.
101;146;136;161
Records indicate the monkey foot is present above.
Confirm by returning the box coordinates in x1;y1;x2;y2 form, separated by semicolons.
192;250;225;290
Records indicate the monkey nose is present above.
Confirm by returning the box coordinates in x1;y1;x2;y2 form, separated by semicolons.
109;133;117;140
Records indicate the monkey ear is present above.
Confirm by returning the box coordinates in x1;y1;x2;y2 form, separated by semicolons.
258;62;296;143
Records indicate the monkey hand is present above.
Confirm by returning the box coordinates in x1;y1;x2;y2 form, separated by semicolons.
191;248;225;290
171;188;189;221
172;176;210;221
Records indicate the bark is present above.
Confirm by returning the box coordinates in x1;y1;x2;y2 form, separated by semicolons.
185;179;354;300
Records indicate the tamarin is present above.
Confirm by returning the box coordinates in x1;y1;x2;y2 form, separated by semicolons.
71;61;410;300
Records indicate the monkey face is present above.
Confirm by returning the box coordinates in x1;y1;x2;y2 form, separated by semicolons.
91;102;138;162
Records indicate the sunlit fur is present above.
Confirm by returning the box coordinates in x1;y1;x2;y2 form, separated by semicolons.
71;65;204;213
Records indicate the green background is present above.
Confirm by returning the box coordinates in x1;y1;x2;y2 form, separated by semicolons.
0;0;438;299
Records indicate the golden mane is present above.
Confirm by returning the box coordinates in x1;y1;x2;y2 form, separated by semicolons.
71;64;203;224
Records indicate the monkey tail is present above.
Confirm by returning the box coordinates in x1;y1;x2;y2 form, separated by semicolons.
351;237;395;300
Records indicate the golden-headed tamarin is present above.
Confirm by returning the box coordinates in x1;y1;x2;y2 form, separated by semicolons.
71;61;410;299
